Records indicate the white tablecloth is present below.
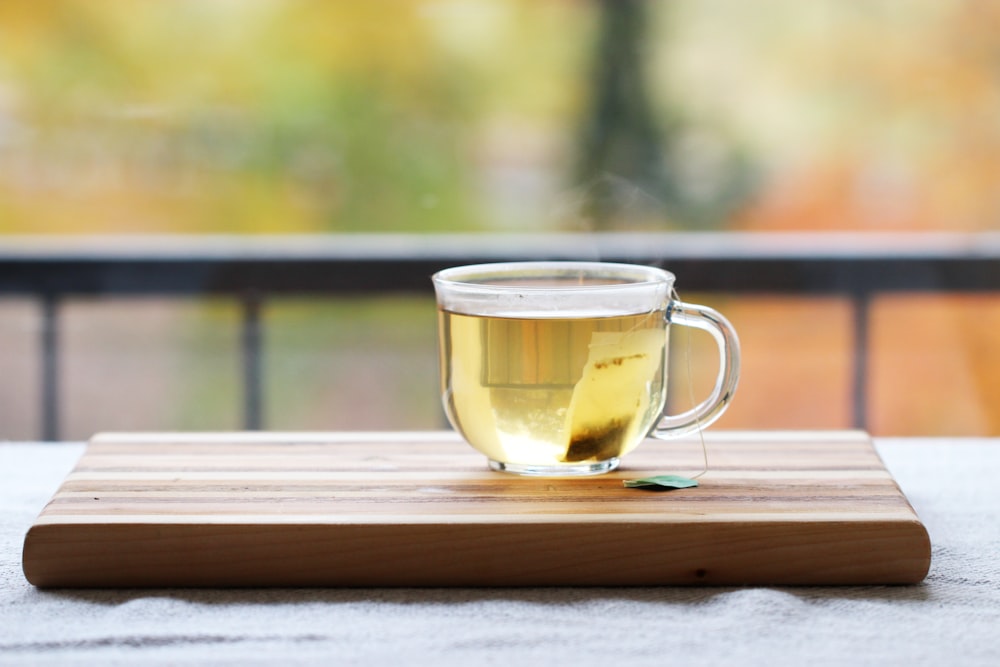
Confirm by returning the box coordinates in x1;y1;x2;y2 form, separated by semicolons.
1;438;998;666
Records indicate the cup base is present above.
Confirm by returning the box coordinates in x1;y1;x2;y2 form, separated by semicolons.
488;458;620;477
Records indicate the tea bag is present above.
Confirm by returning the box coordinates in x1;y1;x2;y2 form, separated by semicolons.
561;327;664;462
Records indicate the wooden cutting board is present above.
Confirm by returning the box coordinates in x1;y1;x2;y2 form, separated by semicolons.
22;430;930;588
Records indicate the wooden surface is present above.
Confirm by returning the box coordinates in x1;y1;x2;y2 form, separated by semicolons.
22;430;931;588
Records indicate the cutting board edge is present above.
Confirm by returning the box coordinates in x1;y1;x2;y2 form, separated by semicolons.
22;514;932;589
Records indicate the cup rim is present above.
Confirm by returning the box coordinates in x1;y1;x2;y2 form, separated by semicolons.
432;261;674;291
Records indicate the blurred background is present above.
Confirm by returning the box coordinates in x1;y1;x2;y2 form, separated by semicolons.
2;0;999;439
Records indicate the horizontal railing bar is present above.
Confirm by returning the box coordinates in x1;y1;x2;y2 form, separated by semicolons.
3;231;1000;259
2;232;1000;297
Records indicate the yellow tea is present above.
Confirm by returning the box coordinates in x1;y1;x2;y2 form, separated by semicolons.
438;308;667;469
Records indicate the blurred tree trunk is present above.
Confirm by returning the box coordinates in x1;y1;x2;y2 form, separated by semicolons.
574;0;670;229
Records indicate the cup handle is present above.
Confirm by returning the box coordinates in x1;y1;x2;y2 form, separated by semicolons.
651;300;741;439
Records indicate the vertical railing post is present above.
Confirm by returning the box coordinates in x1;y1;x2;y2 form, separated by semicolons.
40;293;61;441
850;290;872;430
241;292;264;430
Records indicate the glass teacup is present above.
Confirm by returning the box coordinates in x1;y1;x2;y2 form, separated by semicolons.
433;261;740;476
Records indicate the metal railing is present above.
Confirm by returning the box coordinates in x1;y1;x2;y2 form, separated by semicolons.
3;232;1000;440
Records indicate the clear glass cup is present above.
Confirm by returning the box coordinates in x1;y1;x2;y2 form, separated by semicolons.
433;261;740;476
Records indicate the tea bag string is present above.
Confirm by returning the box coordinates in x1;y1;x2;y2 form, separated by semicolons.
672;286;709;480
